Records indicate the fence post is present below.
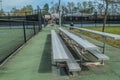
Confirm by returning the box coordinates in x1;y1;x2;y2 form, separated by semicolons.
40;9;42;30
44;15;46;27
23;21;26;43
81;12;83;28
25;11;28;29
37;6;42;31
95;18;96;27
33;22;36;35
8;12;12;29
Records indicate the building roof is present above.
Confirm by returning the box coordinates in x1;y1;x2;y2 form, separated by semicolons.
51;13;59;19
64;13;93;17
45;15;51;19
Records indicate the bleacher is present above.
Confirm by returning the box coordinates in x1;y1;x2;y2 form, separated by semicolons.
59;28;109;61
51;30;81;73
51;26;120;75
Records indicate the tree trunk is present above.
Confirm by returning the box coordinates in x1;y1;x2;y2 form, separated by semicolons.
102;0;109;32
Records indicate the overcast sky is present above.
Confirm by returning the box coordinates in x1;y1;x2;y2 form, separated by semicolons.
2;0;93;12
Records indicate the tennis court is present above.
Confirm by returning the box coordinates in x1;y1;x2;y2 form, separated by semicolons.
0;26;37;63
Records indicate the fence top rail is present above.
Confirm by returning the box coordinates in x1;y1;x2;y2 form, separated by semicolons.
59;28;98;50
72;27;120;40
0;19;37;23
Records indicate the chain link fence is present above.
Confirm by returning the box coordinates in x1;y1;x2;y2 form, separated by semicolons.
0;10;42;64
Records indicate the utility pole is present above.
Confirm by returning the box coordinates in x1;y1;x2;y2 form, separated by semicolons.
0;0;2;11
59;0;61;27
0;0;3;16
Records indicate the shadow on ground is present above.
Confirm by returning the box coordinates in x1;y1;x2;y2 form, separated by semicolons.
38;34;52;73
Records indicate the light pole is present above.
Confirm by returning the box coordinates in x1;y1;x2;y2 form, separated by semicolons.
59;0;61;27
40;9;46;27
0;0;2;11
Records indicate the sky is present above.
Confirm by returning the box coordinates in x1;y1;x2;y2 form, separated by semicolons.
2;0;93;12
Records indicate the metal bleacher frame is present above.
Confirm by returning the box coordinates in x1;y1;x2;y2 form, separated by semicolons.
59;28;109;66
71;27;120;55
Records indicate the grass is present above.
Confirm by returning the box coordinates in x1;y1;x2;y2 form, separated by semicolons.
86;26;120;34
0;28;34;62
73;26;120;49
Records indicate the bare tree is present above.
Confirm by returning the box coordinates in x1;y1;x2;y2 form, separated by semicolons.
102;0;120;32
82;1;87;9
95;0;120;32
98;3;104;15
67;2;75;13
102;0;109;32
50;3;59;13
77;2;82;10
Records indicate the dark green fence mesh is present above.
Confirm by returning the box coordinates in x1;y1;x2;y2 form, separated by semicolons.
0;20;41;64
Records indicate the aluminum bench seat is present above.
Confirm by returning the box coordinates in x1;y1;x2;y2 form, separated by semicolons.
59;28;109;61
59;28;98;50
58;35;81;72
88;49;109;60
52;30;69;62
52;30;81;72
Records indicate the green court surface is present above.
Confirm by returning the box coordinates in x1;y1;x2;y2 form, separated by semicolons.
0;28;34;62
0;25;120;80
0;26;61;80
